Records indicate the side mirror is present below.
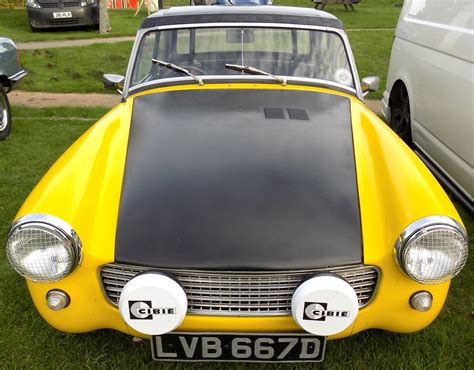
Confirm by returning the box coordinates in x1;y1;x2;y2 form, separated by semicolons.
103;74;125;92
361;76;380;97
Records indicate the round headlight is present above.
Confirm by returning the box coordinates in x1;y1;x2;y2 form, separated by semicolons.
396;216;468;284
6;214;81;283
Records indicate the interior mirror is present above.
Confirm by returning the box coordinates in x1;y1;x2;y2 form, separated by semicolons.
103;74;125;91
226;29;255;44
361;76;380;97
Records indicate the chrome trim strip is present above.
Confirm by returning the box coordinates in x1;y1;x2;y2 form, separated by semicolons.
154;22;334;31
122;29;141;101
338;29;363;99
122;23;362;99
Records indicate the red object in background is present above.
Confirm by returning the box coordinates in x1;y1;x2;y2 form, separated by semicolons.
109;0;139;8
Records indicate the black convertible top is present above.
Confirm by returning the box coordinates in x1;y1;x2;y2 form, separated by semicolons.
140;6;343;29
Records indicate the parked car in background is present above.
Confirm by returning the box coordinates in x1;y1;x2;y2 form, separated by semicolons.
0;37;27;140
25;0;99;31
382;0;473;214
6;6;469;363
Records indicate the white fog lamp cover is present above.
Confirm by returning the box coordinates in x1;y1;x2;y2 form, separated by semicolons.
118;272;187;336
291;274;358;336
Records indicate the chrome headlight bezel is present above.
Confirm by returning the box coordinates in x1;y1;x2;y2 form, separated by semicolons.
395;216;468;285
6;214;82;283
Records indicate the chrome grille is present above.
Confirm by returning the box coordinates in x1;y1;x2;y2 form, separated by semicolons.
100;264;378;316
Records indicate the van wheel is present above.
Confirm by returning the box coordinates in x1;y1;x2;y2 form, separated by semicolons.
389;83;412;146
0;83;12;140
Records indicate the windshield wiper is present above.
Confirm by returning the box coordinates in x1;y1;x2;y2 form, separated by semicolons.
225;64;287;86
152;59;204;86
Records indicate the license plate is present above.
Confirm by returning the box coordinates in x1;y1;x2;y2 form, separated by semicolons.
151;333;326;362
53;12;72;19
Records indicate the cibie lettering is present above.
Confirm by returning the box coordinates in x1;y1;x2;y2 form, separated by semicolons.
128;300;177;320
310;309;348;318
137;307;176;315
303;302;350;321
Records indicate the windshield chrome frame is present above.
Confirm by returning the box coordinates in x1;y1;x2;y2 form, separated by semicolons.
122;22;364;100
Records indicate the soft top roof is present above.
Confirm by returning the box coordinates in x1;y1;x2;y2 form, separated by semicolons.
140;6;343;30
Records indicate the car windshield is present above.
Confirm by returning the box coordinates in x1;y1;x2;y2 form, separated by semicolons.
131;27;354;88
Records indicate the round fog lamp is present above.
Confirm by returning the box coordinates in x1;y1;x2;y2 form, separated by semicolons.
291;274;359;336
119;272;187;335
410;291;432;312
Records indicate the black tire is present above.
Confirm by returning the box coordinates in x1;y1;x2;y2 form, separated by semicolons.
0;83;12;140
29;23;39;32
389;83;412;145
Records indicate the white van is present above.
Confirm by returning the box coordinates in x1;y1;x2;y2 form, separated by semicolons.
382;0;473;213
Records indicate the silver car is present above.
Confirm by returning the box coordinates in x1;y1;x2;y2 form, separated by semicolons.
0;37;27;140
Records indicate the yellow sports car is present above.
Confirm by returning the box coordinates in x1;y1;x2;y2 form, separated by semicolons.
6;6;469;362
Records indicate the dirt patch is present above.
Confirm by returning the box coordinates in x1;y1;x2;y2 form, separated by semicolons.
9;90;121;108
16;36;135;50
365;100;383;115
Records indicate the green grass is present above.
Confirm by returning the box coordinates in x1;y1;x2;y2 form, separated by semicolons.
0;108;473;368
12;105;109;118
275;0;401;29
349;29;394;98
19;41;133;93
